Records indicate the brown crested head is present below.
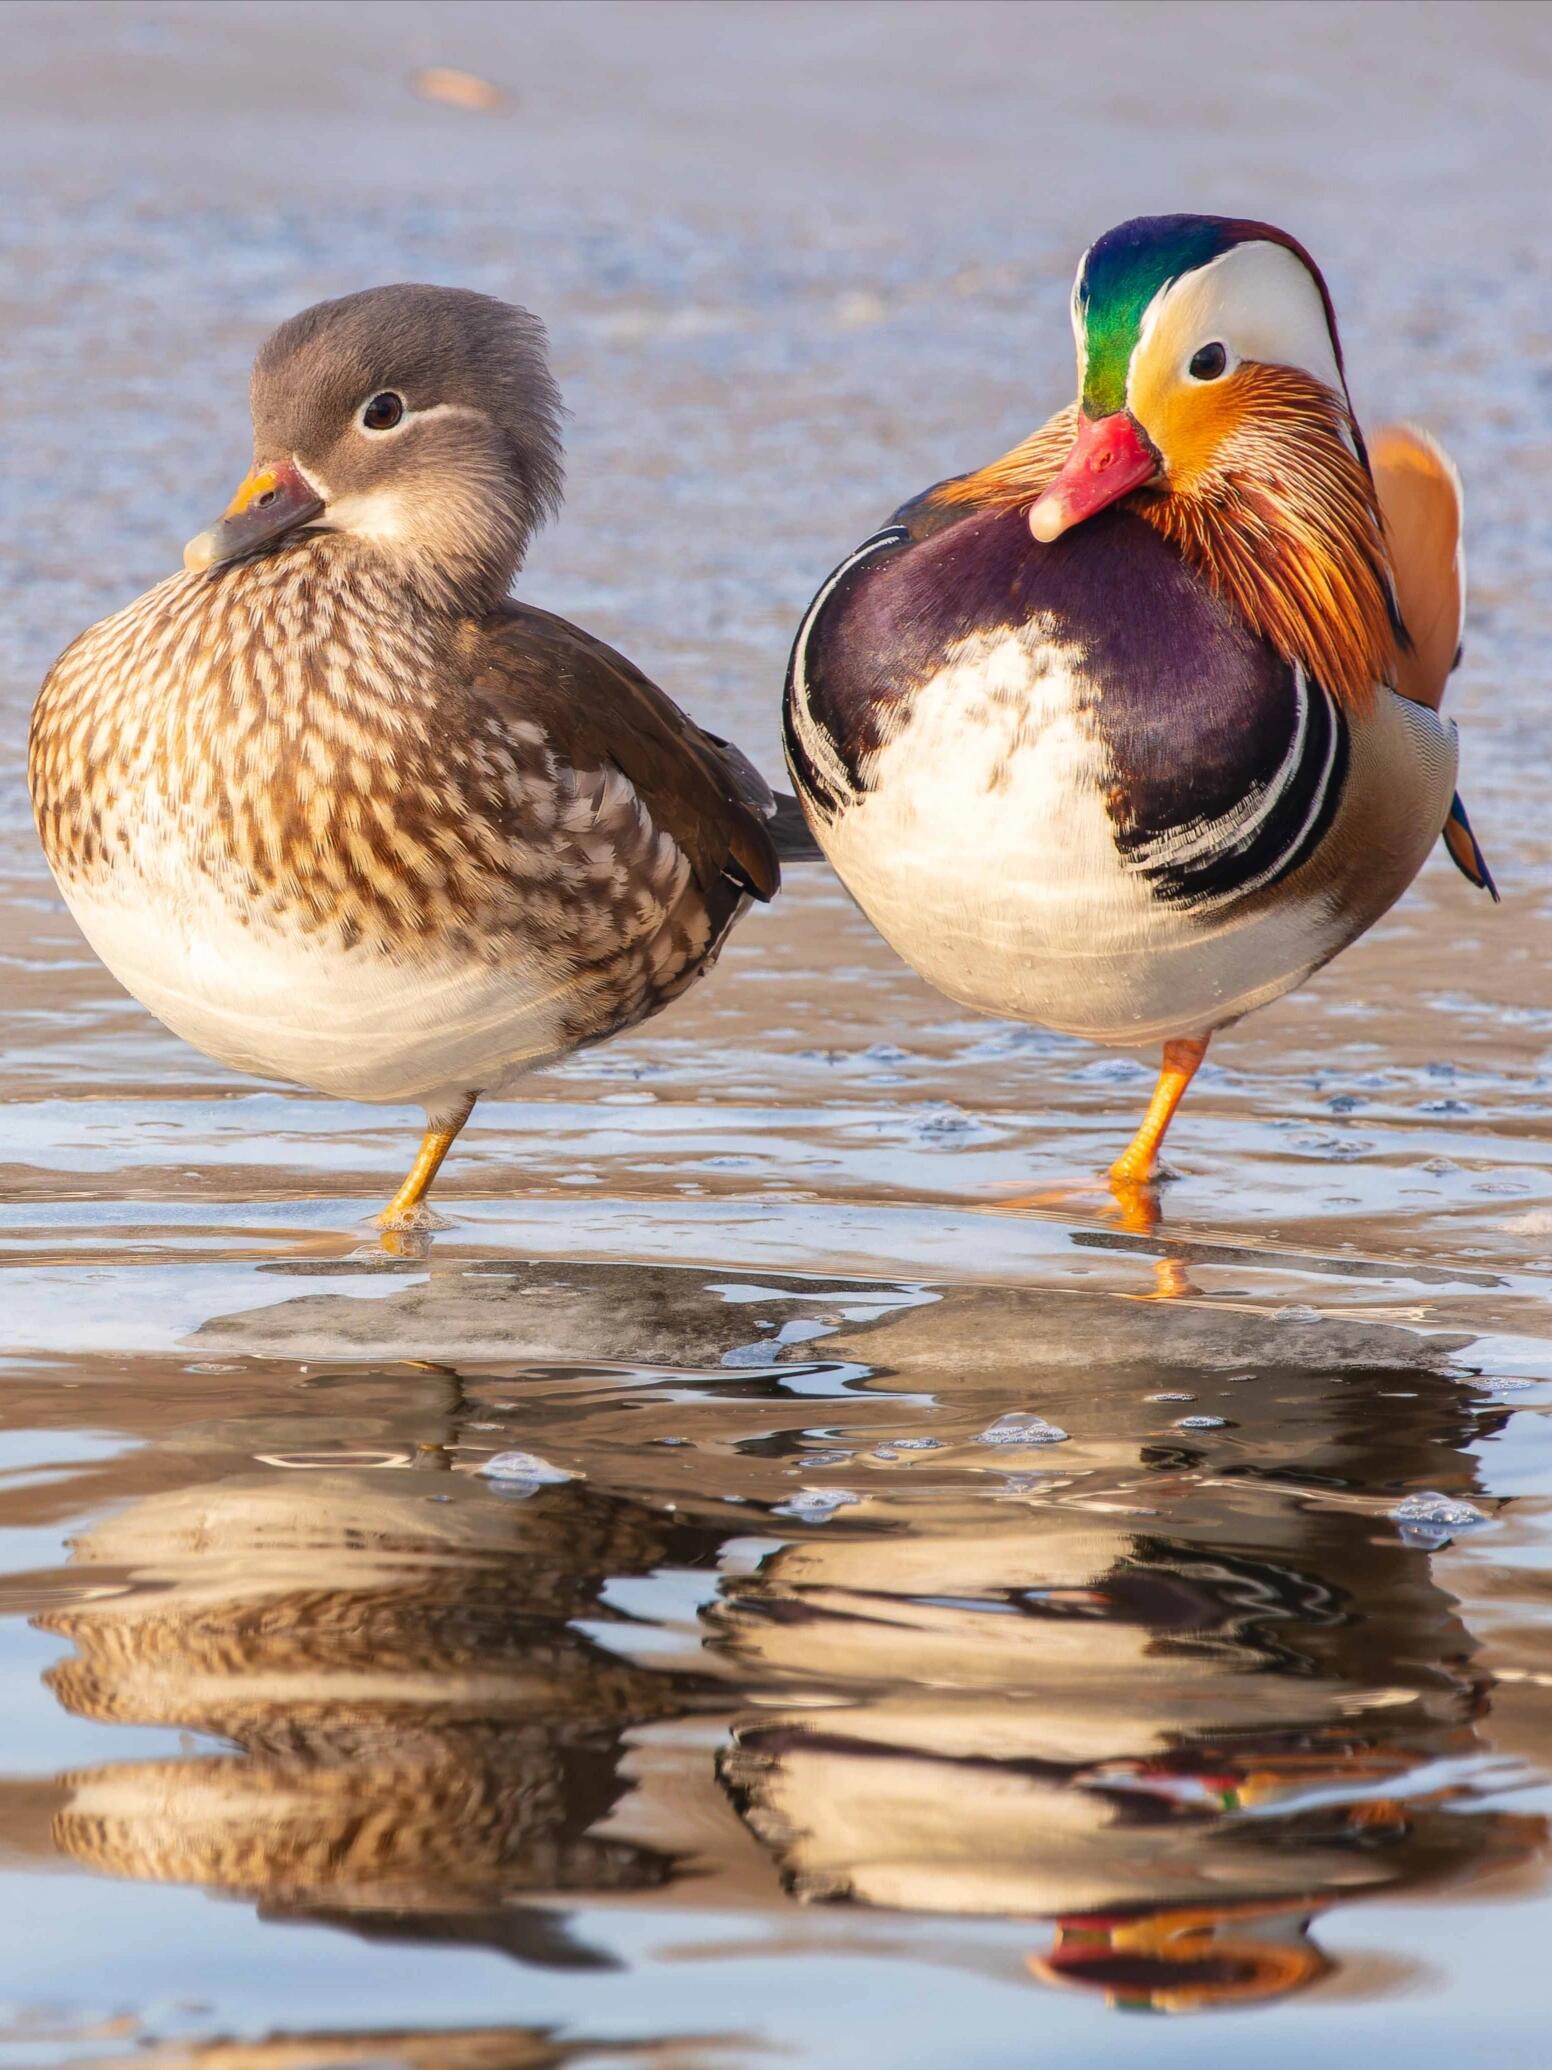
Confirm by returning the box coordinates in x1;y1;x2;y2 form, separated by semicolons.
185;284;564;612
937;216;1403;709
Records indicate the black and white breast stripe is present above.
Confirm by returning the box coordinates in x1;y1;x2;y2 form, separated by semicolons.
1118;665;1350;910
782;526;908;818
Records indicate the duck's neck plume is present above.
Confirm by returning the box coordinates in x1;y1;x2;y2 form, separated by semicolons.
1139;369;1399;710
934;376;1400;709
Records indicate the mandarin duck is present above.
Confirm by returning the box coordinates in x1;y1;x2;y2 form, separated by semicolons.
29;286;817;1226
783;214;1495;1190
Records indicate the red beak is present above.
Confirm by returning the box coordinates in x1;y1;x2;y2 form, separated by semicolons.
1028;411;1159;544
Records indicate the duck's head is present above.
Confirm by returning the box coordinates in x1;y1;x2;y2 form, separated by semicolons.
1028;214;1356;541
184;284;564;609
937;213;1399;705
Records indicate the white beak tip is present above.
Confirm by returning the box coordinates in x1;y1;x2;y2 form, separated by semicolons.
182;532;216;574
1027;499;1068;545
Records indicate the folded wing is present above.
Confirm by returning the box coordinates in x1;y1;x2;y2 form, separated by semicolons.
1373;423;1495;898
475;602;781;909
1372;422;1464;712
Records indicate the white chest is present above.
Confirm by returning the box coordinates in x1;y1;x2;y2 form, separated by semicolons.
815;627;1338;1046
57;821;576;1113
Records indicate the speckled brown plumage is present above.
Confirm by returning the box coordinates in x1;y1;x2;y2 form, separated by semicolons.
30;537;774;1058
38;1474;684;1913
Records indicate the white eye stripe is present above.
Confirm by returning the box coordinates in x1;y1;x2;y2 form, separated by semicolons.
352;397;485;436
1128;242;1346;406
293;398;486;508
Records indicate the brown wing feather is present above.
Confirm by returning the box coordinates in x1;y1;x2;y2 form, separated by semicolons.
465;602;780;902
1371;423;1464;711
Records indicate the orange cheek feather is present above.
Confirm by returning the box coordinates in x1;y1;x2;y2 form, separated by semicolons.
1131;371;1254;495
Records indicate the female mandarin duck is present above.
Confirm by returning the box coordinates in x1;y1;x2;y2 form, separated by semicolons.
784;214;1495;1189
29;286;815;1225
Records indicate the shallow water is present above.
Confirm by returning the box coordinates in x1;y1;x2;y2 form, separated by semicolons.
3;2;1552;2063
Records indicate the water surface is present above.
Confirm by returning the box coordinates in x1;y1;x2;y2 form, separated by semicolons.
2;4;1551;2064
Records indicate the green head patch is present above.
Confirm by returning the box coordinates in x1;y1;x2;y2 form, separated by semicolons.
1076;216;1240;418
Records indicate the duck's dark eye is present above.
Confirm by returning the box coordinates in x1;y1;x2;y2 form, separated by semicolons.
1188;342;1228;382
361;391;405;431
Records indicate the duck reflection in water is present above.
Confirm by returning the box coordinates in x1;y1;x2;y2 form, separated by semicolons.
21;1269;1547;2020
712;1328;1542;2013
35;1453;715;1969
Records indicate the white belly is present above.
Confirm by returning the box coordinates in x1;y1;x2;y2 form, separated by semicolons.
817;632;1344;1047
59;872;576;1114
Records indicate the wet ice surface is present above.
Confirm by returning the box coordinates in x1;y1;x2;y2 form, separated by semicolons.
3;2;1552;2066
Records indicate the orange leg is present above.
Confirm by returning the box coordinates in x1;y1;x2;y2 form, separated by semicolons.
375;1094;476;1229
1110;1035;1209;1187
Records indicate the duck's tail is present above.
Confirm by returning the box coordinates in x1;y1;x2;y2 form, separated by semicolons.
766;790;826;862
1443;791;1499;901
708;728;827;863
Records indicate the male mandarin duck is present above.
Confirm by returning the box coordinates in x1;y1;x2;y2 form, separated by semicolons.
783;213;1496;1189
29;286;817;1226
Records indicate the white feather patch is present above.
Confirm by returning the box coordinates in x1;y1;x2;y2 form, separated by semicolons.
814;626;1357;1046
